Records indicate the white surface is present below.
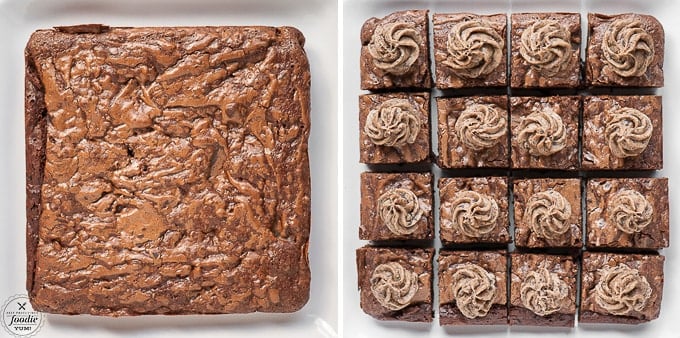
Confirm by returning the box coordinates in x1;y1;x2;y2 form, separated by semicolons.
341;0;679;337
0;0;338;337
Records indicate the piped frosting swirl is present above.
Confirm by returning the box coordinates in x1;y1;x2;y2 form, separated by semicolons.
364;98;420;147
607;189;653;234
370;262;419;311
368;22;421;75
377;188;423;235
454;103;507;151
444;19;505;79
517;109;567;156
602;18;655;78
595;264;651;315
451;263;497;319
605;107;653;158
519;19;573;76
524;190;572;240
520;267;569;316
448;191;499;238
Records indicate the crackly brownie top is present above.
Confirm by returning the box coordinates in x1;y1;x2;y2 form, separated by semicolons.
26;26;311;315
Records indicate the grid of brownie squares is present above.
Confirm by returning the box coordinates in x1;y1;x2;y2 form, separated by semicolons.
357;10;669;327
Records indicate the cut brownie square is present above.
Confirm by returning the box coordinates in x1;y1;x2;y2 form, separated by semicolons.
356;246;434;322
439;250;508;326
437;96;509;169
360;10;432;90
359;92;430;164
360;172;433;241
586;13;664;87
433;13;507;89
439;177;510;246
513;178;582;249
580;252;664;324
586;178;669;250
25;25;311;315
510;96;579;170
510;13;581;88
509;253;577;327
582;95;662;170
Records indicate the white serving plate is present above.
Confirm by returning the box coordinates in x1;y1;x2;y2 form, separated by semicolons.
340;0;679;337
0;0;338;337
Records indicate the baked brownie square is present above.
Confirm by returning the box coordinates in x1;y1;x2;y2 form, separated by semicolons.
360;172;433;241
510;13;581;88
586;178;669;250
586;13;664;87
433;13;507;89
356;246;434;322
359;92;430;164
25;25;311;315
513;178;582;249
581;252;664;324
510;253;577;327
439;177;510;245
510;96;579;170
437;96;509;168
439;250;508;326
360;10;432;90
582;95;662;170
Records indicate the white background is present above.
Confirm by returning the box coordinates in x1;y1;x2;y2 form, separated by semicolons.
0;0;338;337
341;0;679;337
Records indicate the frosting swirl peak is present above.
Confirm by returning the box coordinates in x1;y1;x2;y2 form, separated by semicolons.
595;264;651;315
370;262;419;311
451;263;497;319
368;22;421;75
520;267;569;316
602;18;655;78
454;103;507;151
519;19;573;76
447;191;499;238
444;19;505;79
365;98;420;147
607;189;653;234
517;108;567;156
377;188;423;235
605;107;653;158
524;190;572;240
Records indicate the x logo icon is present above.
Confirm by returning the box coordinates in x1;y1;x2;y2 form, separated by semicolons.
17;302;26;311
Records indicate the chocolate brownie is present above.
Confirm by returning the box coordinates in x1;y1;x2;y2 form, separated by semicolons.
360;10;432;90
25;25;311;315
360;172;433;241
439;177;510;246
513;178;582;249
580;252;664;324
439;250;507;325
510;96;579;170
510;13;581;88
586;13;664;87
433;13;507;89
582;95;662;170
510;253;577;327
586;178;669;250
359;92;430;164
356;246;434;322
437;96;509;168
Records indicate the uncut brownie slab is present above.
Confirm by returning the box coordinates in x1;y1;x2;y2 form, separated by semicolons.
356;246;434;322
439;250;507;326
25;25;311;315
580;252;664;324
586;178;669;250
509;253;577;327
